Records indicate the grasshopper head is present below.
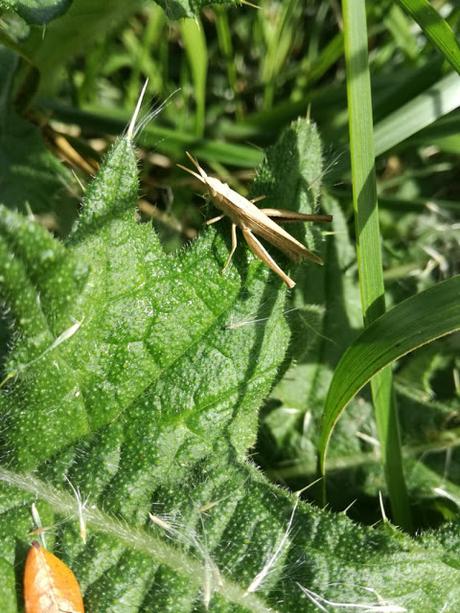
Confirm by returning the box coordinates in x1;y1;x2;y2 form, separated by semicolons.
205;175;228;199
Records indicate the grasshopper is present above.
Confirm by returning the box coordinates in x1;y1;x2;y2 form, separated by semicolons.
178;153;332;288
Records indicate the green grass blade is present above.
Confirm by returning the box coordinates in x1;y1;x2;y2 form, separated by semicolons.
180;17;208;136
397;0;460;74
341;0;410;528
319;274;460;474
307;32;344;85
214;6;243;119
384;4;419;61
259;0;298;110
374;71;460;154
39;100;262;167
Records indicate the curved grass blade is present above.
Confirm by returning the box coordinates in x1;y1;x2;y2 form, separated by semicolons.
397;0;460;75
319;275;460;477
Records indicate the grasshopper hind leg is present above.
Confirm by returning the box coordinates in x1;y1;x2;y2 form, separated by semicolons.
241;226;295;289
259;208;333;224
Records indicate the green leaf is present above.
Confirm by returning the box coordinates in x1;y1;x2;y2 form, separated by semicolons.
3;461;460;612
21;0;144;94
0;0;71;24
0;119;280;607
0;47;73;218
153;0;238;20
320;275;460;475
1;117;460;611
374;71;460;155
257;195;365;481
397;0;460;75
0;115;70;213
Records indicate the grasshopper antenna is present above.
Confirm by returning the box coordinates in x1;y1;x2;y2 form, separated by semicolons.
185;152;208;181
177;162;204;183
177;152;209;183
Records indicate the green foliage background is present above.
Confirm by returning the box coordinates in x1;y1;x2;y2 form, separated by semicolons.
0;0;459;611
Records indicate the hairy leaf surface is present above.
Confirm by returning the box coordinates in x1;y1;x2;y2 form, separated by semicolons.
0;120;459;611
154;0;238;20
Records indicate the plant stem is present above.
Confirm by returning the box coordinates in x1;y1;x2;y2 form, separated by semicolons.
342;0;412;530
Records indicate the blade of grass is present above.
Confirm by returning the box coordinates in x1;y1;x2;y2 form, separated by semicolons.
397;0;460;75
40;100;262;167
319;275;460;474
259;0;298;110
384;4;419;61
123;6;167;107
329;189;460;214
374;71;460;155
307;32;344;85
214;6;244;120
338;0;411;529
0;29;35;64
180;17;208;137
223;66;458;150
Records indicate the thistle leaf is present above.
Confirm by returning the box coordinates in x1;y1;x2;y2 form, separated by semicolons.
0;120;459;612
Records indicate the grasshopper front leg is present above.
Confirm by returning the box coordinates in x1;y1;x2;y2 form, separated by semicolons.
241;226;295;289
206;214;225;225
222;223;238;273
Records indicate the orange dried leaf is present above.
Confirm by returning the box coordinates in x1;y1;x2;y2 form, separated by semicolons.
23;541;84;613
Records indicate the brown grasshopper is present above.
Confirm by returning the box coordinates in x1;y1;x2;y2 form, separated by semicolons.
178;152;332;288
